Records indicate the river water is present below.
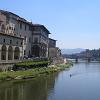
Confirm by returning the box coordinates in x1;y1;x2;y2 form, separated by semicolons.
0;62;100;100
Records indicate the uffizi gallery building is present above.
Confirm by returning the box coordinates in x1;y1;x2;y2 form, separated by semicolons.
0;10;61;62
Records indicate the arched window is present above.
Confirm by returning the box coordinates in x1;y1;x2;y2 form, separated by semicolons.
8;46;13;60
1;45;7;60
14;47;20;59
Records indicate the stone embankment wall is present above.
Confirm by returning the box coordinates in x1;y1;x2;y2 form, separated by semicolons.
0;63;14;71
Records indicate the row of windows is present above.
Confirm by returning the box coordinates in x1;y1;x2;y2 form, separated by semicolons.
19;23;32;31
0;24;15;32
2;39;22;45
6;27;15;31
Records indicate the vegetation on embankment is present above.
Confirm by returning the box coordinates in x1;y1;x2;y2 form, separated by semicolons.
0;62;72;81
13;58;49;71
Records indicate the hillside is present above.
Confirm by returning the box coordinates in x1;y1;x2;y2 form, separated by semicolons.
61;48;85;54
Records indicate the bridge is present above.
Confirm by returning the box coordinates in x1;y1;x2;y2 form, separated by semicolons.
64;52;100;63
75;57;91;63
68;58;100;63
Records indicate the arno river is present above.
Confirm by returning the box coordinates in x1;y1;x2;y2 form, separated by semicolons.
0;62;100;100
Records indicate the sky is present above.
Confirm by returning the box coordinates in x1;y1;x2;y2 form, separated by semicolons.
0;0;100;49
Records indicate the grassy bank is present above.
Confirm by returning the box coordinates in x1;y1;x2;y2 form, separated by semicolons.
0;63;72;81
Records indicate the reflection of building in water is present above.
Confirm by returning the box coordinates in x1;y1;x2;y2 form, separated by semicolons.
0;73;58;100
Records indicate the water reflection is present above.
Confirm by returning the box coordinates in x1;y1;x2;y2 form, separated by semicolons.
47;63;100;100
0;73;58;100
1;63;100;100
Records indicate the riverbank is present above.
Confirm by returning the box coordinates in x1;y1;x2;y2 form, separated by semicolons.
0;63;72;81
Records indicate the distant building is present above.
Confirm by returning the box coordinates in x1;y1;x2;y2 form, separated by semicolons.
49;38;61;59
49;38;56;48
0;10;60;62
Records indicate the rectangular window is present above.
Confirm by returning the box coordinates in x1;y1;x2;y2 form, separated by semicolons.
10;40;12;44
34;37;38;43
3;39;5;43
20;23;22;29
16;41;18;45
21;42;23;45
25;24;26;31
24;50;26;55
9;26;11;30
29;37;31;43
24;36;27;44
29;26;32;31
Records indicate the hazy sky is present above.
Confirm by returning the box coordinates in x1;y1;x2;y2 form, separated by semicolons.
0;0;100;49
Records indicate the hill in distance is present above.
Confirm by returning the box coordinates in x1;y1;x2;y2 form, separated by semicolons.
61;48;85;54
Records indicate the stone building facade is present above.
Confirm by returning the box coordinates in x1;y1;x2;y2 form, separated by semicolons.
48;38;62;64
49;38;56;48
48;38;61;58
32;24;50;57
0;10;61;62
0;33;23;62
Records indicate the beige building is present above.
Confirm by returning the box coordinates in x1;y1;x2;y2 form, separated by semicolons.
32;24;50;57
0;32;23;62
0;10;60;62
49;47;61;58
48;38;61;58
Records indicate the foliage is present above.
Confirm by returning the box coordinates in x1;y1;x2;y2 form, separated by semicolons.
0;63;72;81
13;60;50;71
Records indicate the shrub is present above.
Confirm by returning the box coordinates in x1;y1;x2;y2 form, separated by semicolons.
13;60;50;71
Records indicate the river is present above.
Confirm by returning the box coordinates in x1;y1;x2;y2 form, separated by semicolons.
0;62;100;100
